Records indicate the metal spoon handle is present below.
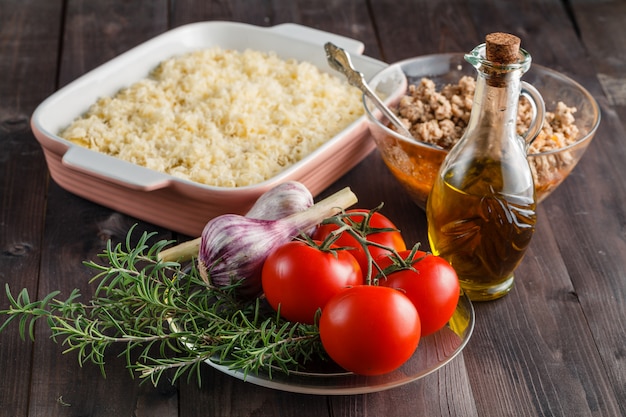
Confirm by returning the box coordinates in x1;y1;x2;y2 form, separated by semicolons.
324;42;413;138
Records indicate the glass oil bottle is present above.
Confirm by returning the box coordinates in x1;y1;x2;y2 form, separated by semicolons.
426;33;546;301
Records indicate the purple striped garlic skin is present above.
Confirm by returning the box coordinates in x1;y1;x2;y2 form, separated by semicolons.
246;181;313;220
197;216;302;296
197;186;357;297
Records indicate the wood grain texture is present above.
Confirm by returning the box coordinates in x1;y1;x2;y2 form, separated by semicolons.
0;0;63;415
58;0;169;86
1;0;625;415
20;1;175;416
570;0;626;124
28;189;177;416
179;366;332;417
171;3;383;416
553;1;626;413
366;2;624;415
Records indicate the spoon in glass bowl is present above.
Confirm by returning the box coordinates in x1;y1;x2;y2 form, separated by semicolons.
324;42;414;139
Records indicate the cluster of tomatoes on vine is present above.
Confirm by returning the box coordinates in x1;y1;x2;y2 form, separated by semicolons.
260;207;460;376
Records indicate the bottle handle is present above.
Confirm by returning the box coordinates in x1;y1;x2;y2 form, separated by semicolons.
520;81;546;148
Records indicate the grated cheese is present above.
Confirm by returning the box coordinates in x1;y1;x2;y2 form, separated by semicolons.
59;48;363;187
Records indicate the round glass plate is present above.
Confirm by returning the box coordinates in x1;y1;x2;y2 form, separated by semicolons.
205;292;474;395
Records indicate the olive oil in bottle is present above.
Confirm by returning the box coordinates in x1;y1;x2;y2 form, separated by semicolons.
427;33;545;301
428;158;536;300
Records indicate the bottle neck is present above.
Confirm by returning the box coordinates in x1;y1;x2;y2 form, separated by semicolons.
464;67;524;143
461;42;531;148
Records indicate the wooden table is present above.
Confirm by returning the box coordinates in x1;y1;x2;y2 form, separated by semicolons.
1;1;625;416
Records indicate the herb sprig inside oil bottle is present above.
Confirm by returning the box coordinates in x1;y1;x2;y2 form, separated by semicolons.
427;33;546;301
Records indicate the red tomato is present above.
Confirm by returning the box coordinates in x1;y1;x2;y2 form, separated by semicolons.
378;250;460;336
319;285;420;376
313;209;406;278
261;241;362;324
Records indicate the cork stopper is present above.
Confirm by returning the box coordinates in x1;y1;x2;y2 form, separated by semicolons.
485;32;521;64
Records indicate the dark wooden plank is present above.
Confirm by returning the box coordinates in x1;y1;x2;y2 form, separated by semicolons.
173;1;444;409
179;366;332;417
465;215;622;417
366;0;624;416
328;352;477;417
58;0;168;86
167;2;384;416
169;0;482;413
171;0;382;58
554;0;626;412
368;0;481;62
171;0;272;27
0;0;64;415
24;0;177;416
171;0;464;415
29;185;178;416
539;134;626;415
570;0;626;124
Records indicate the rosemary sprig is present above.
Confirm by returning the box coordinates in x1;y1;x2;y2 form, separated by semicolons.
0;228;324;387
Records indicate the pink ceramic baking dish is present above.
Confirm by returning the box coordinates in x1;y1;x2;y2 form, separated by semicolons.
31;21;387;236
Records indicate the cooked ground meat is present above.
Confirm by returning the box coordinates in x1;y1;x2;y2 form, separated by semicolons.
394;76;580;195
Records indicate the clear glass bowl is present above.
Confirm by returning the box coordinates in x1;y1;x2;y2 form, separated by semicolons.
364;53;601;210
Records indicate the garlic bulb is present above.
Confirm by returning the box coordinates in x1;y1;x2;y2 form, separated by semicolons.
158;181;314;263
245;181;313;220
198;187;357;296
